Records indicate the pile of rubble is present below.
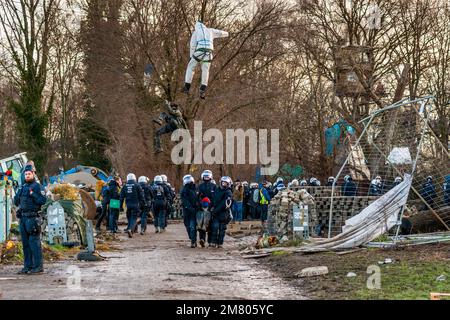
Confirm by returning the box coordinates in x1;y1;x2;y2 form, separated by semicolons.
268;188;316;239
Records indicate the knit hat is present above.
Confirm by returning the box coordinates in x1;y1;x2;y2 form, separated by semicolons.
201;197;211;207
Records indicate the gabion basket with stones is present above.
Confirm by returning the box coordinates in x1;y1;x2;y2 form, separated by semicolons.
267;188;317;239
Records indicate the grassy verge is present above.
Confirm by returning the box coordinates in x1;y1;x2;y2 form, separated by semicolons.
354;261;450;300
259;243;450;300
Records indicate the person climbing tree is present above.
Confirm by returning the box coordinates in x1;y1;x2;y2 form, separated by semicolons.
183;21;229;99
153;100;187;154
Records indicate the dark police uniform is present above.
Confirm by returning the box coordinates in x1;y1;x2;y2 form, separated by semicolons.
120;180;145;235
180;182;199;245
139;181;153;233
150;182;171;231
14;179;47;273
211;186;232;246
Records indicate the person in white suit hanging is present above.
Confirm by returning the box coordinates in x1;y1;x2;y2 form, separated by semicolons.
183;21;229;99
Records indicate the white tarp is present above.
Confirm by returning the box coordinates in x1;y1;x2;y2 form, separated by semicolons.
300;174;412;252
387;147;412;165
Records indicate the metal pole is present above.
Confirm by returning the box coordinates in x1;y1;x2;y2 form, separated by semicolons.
327;113;377;238
358;96;435;124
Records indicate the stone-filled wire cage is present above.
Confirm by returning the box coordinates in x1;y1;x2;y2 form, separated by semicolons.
328;96;450;238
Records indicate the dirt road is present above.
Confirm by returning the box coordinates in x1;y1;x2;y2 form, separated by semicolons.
0;222;304;300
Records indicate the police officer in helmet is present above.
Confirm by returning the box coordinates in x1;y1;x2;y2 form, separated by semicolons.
14;166;47;274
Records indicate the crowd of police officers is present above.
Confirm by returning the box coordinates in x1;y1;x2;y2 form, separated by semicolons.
12;160;448;275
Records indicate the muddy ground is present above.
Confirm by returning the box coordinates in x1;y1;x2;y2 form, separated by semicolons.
0;221;304;300
258;243;450;300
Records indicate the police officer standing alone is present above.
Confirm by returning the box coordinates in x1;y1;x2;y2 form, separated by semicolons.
14;167;47;274
120;173;145;238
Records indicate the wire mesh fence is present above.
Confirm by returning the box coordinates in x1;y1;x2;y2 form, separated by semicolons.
328;96;449;237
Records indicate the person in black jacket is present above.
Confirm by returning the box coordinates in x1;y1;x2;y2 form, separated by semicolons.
107;178;121;233
180;174;200;247
161;174;175;229
198;170;216;247
343;176;357;197
210;176;233;249
14;168;47;274
120;173;145;238
421;176;437;209
138;176;153;235
96;181;111;232
151;175;171;233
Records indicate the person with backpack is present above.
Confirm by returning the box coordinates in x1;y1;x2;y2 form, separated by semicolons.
198;170;216;247
151;175;170;233
107;177;121;233
138;176;153;235
210;176;233;249
120;173;145;238
180;174;199;247
96;179;111;232
248;182;260;220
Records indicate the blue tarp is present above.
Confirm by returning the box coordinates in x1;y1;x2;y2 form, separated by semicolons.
325;120;356;156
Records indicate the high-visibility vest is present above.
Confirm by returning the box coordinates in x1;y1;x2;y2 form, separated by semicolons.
259;190;269;205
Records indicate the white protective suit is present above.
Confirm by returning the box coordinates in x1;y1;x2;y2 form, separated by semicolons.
184;21;229;87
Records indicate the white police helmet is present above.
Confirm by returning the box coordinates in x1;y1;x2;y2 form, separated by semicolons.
220;176;232;187
127;173;136;181
154;175;163;183
183;174;195;185
201;170;213;181
161;174;168;183
138;176;147;183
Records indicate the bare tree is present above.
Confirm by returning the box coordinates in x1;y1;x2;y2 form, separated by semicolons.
0;0;60;172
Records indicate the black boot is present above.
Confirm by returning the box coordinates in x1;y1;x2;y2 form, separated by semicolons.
199;85;207;99
183;83;191;94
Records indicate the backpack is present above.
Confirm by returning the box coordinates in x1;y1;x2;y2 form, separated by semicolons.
154;185;166;204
